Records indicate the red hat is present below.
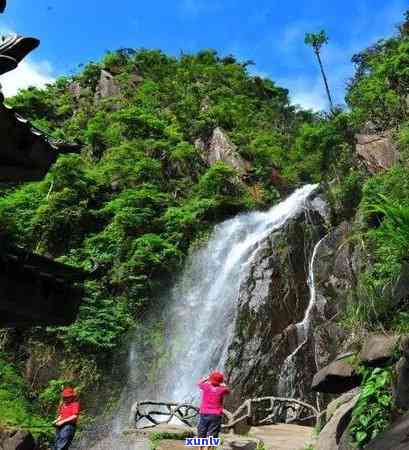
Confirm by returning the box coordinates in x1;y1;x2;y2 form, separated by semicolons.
62;387;76;398
209;371;224;385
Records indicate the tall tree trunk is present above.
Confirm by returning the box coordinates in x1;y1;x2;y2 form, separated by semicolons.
315;50;334;111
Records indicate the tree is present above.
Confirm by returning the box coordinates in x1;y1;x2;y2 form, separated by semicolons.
305;31;334;111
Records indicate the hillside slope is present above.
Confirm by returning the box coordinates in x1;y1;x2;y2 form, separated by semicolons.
1;10;409;448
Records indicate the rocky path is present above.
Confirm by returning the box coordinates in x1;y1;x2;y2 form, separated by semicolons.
78;424;314;450
73;432;150;450
153;424;314;450
249;424;314;450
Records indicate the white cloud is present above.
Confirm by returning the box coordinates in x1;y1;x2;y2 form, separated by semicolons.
279;76;328;111
0;27;55;97
0;58;55;97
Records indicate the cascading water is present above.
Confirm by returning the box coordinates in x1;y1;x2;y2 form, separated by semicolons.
110;183;318;436
277;236;325;398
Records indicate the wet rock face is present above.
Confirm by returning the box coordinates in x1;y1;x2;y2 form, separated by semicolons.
225;211;358;408
225;206;326;405
310;222;358;373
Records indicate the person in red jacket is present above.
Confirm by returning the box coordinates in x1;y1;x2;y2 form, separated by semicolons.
197;371;230;449
52;387;80;450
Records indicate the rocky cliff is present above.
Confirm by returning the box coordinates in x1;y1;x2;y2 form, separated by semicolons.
224;192;363;414
225;193;322;404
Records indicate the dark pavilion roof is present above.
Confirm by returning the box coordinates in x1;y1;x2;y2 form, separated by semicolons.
0;33;81;182
0;0;88;327
0;240;86;327
0;100;82;182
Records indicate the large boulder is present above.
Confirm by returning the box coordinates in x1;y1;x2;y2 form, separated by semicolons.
326;388;360;422
395;357;409;410
400;334;409;360
312;359;361;394
195;127;250;174
95;69;121;99
365;411;409;450
0;430;36;450
337;426;357;450
359;334;399;367
355;131;399;173
316;394;359;450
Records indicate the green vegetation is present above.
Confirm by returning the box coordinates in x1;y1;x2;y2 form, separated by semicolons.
0;48;340;363
350;367;393;448
3;53;296;355
1;9;409;446
305;30;334;110
347;12;409;130
343;166;409;331
0;48;329;432
256;443;267;450
0;355;54;442
336;12;409;335
149;429;194;450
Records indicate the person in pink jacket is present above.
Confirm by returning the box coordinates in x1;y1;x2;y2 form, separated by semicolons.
197;371;230;449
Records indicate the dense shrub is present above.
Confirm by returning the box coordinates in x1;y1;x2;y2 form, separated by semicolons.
347;30;409;129
350;367;393;447
0;355;52;440
1;49;314;363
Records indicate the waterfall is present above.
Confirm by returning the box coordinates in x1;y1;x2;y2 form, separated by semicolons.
277;236;325;397
112;184;318;432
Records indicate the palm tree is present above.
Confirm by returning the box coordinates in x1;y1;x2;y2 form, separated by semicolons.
305;31;334;111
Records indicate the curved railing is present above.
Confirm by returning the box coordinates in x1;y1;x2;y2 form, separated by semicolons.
130;396;320;430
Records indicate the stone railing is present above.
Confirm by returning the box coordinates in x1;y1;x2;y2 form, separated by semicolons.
130;397;320;430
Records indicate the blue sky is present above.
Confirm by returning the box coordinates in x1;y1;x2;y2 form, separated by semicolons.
0;0;407;110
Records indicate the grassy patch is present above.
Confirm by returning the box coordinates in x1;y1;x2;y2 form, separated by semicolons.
149;429;195;450
0;356;54;443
